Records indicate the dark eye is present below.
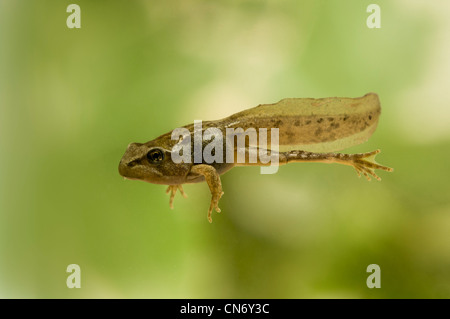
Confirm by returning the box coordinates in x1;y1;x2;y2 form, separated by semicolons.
147;148;165;164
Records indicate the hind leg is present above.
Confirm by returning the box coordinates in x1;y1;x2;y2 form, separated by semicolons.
281;149;393;181
340;149;393;181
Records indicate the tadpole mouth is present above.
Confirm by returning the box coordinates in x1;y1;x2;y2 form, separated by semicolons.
118;158;129;177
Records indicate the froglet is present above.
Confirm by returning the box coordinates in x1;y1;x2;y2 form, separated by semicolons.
119;93;393;222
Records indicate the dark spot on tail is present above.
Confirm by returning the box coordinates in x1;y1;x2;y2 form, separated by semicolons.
330;122;340;129
315;127;323;136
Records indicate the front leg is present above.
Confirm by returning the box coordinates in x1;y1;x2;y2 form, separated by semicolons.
190;164;224;223
166;185;188;209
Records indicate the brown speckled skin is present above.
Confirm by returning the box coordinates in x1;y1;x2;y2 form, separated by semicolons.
119;93;393;222
118;93;382;185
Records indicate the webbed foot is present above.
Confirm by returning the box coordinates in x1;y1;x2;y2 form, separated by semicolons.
347;149;393;181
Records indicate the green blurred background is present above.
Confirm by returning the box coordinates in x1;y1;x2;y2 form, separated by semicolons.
1;0;449;298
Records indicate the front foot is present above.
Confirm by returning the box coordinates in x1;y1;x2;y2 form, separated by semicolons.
343;149;393;181
190;164;224;223
207;187;224;223
166;185;188;209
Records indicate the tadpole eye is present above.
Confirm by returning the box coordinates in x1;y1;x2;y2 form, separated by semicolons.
147;148;165;164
